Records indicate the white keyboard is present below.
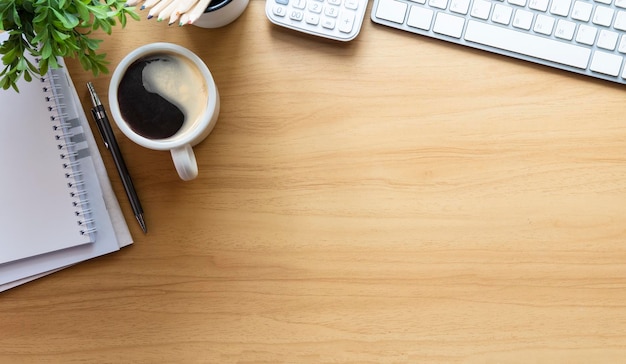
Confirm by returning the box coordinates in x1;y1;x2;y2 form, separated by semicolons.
371;0;626;85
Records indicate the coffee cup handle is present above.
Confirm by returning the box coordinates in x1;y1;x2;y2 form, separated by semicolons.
171;144;198;181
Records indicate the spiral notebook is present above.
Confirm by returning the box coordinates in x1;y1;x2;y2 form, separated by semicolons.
0;65;97;263
0;32;133;289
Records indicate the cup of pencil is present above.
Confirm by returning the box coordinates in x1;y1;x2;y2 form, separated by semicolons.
128;0;249;27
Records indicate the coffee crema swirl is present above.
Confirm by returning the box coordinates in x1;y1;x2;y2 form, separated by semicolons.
117;54;208;140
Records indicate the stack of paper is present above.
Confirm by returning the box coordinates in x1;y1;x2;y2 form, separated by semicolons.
0;32;133;291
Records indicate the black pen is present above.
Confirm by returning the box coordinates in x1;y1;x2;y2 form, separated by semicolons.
87;82;147;233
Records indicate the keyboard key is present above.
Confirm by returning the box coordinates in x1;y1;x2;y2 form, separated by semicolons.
592;6;615;26
471;0;492;20
513;9;534;29
534;14;555;35
614;11;626;31
550;0;572;16
597;29;619;50
450;0;471;14
529;0;549;12
433;12;466;38
464;20;591;69
492;3;513;24
375;0;407;23
572;1;593;21
407;6;434;30
555;19;576;40
590;51;623;76
429;0;449;10
576;24;598;45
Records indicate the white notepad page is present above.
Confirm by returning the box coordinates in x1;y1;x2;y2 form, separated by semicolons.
0;60;95;264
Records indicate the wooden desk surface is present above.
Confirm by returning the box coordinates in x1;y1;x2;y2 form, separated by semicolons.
2;1;626;362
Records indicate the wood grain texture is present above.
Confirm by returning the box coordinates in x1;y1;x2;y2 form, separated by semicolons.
2;1;626;362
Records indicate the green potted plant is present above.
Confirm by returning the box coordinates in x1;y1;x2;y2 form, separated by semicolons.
0;0;139;91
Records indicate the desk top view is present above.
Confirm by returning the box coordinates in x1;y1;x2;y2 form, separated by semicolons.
2;1;626;362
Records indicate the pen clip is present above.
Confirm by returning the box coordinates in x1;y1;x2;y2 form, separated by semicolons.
91;108;110;149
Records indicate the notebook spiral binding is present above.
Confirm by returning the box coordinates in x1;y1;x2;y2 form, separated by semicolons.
39;67;97;237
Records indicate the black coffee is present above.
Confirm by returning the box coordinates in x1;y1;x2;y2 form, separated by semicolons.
117;53;207;140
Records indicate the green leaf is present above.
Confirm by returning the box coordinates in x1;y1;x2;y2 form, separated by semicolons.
33;8;49;23
65;39;81;51
1;47;17;65
32;28;48;45
64;12;80;28
99;20;112;34
84;37;102;51
97;61;109;74
52;8;79;29
11;5;21;28
16;58;27;71
51;29;70;42
38;58;49;77
128;10;141;21
27;59;39;74
87;5;107;19
119;12;127;27
48;56;59;70
75;2;90;22
41;42;52;59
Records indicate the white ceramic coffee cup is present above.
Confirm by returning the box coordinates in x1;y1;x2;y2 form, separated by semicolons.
193;0;249;28
108;43;219;181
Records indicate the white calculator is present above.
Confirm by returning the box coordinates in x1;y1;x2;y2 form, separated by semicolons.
265;0;368;42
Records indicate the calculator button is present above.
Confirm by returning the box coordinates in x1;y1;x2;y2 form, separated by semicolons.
293;0;306;9
322;18;336;29
325;5;340;17
290;10;304;21
309;2;323;12
273;5;287;16
306;13;320;24
345;0;359;10
339;11;356;32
